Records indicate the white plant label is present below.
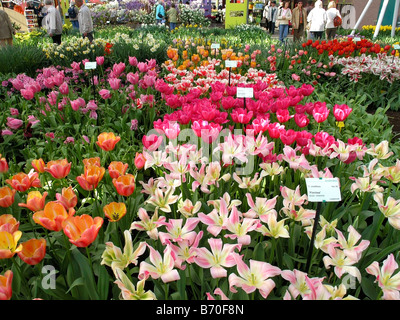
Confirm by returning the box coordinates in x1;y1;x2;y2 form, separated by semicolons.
211;43;220;49
353;37;361;42
305;178;341;202
85;62;97;70
225;60;238;68
393;44;400;50
236;87;254;98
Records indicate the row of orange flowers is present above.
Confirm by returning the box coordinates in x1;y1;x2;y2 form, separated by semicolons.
0;132;145;299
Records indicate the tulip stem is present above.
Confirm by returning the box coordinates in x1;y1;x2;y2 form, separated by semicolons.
86;246;94;274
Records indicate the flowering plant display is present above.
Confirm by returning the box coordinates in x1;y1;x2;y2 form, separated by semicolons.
1;22;400;302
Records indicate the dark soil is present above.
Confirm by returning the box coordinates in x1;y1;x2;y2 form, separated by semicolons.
386;110;400;137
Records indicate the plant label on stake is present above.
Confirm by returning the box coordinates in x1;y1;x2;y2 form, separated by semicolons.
305;178;341;202
304;178;341;273
225;60;237;86
236;87;253;110
211;43;220;56
85;62;97;100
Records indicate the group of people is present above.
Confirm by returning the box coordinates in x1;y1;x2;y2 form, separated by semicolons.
262;0;342;44
155;0;180;31
41;0;94;44
0;0;94;48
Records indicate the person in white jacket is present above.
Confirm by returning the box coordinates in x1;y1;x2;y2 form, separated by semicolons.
75;0;94;42
325;1;341;40
276;1;292;44
307;0;326;40
43;0;63;45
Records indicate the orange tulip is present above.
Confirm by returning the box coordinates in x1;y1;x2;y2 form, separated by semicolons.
6;172;41;192
112;174;135;197
134;153;146;170
17;238;46;265
31;158;45;173
62;215;103;247
83;157;101;167
0;187;16;208
76;165;106;191
18;191;48;212
0;214;19;234
191;54;200;64
0;270;13;300
108;161;129;179
56;186;78;210
0;154;8;173
0;230;22;259
33;201;75;232
44;159;72;179
96;132;121;151
103;202;127;222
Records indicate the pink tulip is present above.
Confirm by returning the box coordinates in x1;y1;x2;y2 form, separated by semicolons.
333;104;352;121
291;73;301;81
230;108;254;124
142;134;163;152
280;129;297;145
9;108;18;116
99;89;111;99
59;82;69;95
112;62;125;78
312;102;330;123
128;56;138;67
276;109;291;123
126;72;139;85
6;117;23;130
21;88;35;100
108;78;121;90
294;113;310;128
96;56;105;66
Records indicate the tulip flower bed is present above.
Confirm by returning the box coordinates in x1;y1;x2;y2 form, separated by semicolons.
1;33;400;301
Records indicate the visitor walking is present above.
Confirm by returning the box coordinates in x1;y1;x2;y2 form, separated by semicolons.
166;3;178;31
75;0;94;42
155;0;165;25
43;0;63;45
267;1;278;35
261;1;270;29
0;9;15;47
276;0;292;44
325;1;341;40
292;1;307;42
307;0;326;40
68;1;79;30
